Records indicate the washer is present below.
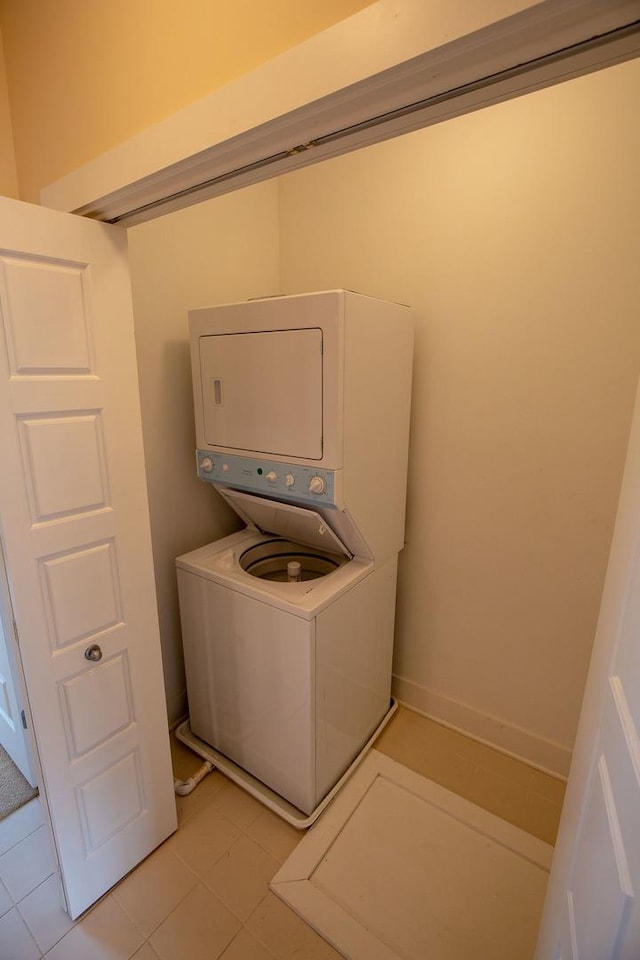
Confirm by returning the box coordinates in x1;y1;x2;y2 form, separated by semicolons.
177;290;413;822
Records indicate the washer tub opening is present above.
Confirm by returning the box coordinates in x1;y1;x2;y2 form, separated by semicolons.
239;538;347;581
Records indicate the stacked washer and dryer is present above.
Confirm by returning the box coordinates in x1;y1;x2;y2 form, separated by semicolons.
176;290;413;825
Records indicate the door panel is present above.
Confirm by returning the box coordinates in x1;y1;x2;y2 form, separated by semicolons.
569;755;633;959
0;196;176;919
1;255;93;374
41;540;123;650
19;411;108;520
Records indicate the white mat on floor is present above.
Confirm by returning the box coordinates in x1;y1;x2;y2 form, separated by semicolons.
271;750;552;960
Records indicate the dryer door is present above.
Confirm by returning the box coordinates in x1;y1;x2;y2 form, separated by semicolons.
218;488;353;558
199;328;323;459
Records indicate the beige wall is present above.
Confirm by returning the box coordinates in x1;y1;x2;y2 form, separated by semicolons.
0;0;373;203
0;22;17;198
119;63;640;770
125;56;640;765
277;57;640;773
127;180;280;723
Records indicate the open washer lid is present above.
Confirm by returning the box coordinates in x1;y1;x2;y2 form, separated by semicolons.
217;488;353;558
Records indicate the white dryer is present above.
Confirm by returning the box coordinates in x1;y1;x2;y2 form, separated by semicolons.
176;290;413;823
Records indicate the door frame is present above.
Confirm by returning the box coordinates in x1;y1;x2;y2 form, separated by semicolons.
0;530;38;786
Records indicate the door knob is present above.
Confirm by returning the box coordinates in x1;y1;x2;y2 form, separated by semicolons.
84;644;103;662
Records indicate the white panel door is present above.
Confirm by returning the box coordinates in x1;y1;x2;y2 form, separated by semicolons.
0;196;177;919
536;376;640;959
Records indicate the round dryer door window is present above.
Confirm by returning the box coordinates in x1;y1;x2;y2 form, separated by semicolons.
240;538;346;582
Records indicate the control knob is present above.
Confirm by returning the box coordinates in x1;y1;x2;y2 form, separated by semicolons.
200;457;214;473
308;476;326;495
265;470;278;482
285;474;295;488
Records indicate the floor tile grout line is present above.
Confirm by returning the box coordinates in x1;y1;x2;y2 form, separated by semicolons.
0;804;45;855
141;881;242;960
175;783;299;865
122;871;241;948
0;865;57;911
1;903;43;959
13;868;57;908
111;862;201;942
242;891;286;960
223;925;282;960
14;873;68;955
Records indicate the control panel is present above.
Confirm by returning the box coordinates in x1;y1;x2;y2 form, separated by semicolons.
196;450;338;507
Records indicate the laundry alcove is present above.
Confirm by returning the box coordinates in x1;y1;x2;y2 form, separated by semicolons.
1;1;639;947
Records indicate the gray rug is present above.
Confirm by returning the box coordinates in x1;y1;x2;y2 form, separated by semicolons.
0;744;38;821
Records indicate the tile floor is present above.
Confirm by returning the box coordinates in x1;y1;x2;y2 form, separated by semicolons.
375;707;566;846
0;706;566;959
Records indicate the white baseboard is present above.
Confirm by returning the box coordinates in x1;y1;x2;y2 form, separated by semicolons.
391;674;572;779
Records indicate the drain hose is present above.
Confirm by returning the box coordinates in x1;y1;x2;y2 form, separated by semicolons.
173;760;215;796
